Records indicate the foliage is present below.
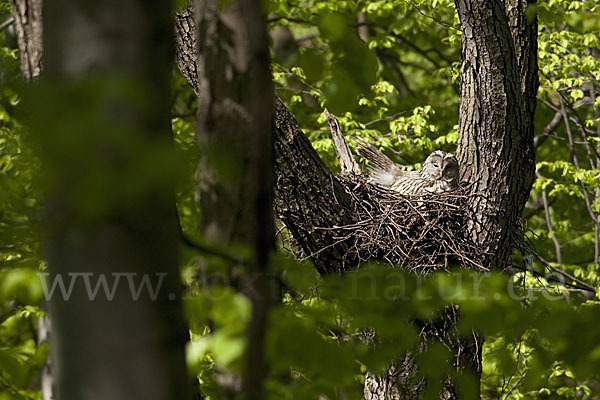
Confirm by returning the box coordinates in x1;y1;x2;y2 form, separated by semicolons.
1;0;600;399
0;3;44;398
180;0;600;397
267;0;600;397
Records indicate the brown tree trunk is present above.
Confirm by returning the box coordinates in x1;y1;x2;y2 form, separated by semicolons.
455;0;538;269
272;98;357;273
182;1;275;398
363;1;538;398
10;0;42;80
39;1;191;400
362;311;482;400
188;0;273;247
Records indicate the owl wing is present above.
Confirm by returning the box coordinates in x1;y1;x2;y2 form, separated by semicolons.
356;141;404;187
391;173;433;195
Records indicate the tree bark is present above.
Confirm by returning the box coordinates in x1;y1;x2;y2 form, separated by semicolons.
10;0;42;80
272;98;357;273
184;1;275;398
188;0;273;247
455;0;538;269
40;1;190;400
363;309;482;400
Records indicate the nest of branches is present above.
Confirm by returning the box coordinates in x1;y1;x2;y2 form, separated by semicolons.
331;175;489;273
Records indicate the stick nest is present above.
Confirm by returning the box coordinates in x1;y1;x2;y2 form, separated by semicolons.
330;175;489;273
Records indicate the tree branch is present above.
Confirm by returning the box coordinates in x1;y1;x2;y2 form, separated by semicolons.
535;169;562;265
324;109;361;175
0;15;14;31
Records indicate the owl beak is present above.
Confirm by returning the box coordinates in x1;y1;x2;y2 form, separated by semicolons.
439;171;443;179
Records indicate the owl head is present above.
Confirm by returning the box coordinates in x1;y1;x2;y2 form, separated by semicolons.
421;150;459;183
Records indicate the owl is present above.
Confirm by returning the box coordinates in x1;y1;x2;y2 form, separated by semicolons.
357;143;459;195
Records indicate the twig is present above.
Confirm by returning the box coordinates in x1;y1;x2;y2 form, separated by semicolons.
559;96;600;261
267;16;311;25
501;371;527;400
510;257;595;293
180;232;247;265
362;111;409;127
0;16;14;31
535;170;562;265
535;253;596;292
407;1;460;31
533;110;562;149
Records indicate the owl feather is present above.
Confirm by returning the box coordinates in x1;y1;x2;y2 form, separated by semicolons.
356;141;404;187
357;143;459;196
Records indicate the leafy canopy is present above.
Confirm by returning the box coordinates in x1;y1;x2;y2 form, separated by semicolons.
0;0;599;399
